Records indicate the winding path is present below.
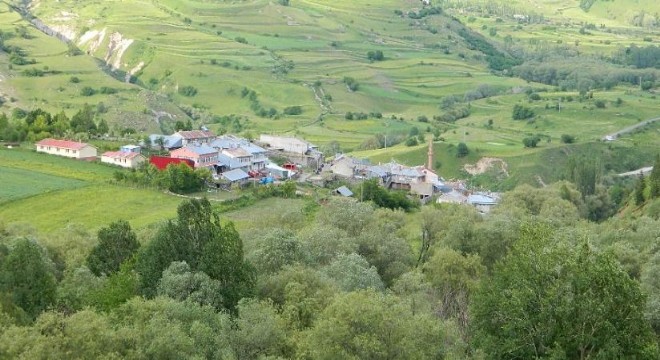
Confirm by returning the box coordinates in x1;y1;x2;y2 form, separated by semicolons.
602;116;660;141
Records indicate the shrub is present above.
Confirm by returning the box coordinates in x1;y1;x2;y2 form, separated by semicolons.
80;86;96;96
457;142;469;157
367;50;384;61
405;137;419;146
512;104;535;120
529;93;541;101
283;106;303;115
178;86;198;97
523;136;541;148
343;77;359;91
560;134;576;144
99;87;117;94
235;37;247;44
594;100;606;108
69;76;80;83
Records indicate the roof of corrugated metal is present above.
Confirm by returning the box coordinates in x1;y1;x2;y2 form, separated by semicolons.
222;168;249;182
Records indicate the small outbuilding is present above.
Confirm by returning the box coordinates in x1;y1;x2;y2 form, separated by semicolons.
334;186;354;197
101;151;146;168
221;168;250;185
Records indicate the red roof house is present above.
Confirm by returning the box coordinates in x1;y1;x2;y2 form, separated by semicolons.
35;138;97;159
149;155;195;170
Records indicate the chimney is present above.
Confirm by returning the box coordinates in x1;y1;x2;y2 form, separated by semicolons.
427;138;433;171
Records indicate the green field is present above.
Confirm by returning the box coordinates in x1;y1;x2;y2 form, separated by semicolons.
0;166;86;203
0;184;183;233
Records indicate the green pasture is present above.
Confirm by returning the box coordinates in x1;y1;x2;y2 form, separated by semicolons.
0;166;86;204
0;185;182;233
0;147;116;181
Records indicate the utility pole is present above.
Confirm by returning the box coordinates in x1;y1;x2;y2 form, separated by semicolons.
558;97;561;113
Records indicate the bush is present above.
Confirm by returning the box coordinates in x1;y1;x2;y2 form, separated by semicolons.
69;76;80;83
343;77;359;91
529;93;541;101
367;50;384;61
405;137;419;146
22;68;44;77
99;87;117;95
235;37;247;44
560;134;576;144
523;136;541;148
594;100;606;108
80;86;96;96
178;86;198;97
512;104;535;120
457;142;469;157
283;106;303;115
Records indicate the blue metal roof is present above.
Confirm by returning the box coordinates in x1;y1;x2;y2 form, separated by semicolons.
186;144;217;155
335;186;353;197
222;168;249;182
467;194;497;205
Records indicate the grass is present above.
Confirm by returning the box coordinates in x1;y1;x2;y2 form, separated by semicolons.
0;147;117;181
0;166;87;204
0;185;183;233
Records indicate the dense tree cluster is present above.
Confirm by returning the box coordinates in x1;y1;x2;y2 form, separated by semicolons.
0;105;117;142
1;180;659;358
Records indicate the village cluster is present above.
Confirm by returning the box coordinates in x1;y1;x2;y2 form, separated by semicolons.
35;130;499;212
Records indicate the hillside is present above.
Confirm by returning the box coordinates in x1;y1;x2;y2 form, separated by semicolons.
0;0;658;186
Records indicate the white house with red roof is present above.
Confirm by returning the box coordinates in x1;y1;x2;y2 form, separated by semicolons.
35;138;97;159
101;151;146;168
173;130;216;146
169;145;218;168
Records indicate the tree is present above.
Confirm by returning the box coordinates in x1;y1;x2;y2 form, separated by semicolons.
367;50;384;61
87;220;140;276
247;229;305;274
456;142;469;157
231;299;290;359
522;136;540;148
472;224;659;359
96;119;109;135
650;154;660;199
512;104;534;120
136;198;255;309
298;290;463;359
321;253;384;292
157;261;223;309
635;174;646;205
0;239;57;318
423;248;484;334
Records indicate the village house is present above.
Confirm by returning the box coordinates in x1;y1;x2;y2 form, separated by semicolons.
259;134;323;170
173;130;216;146
169;145;218;169
211;135;268;173
328;154;369;178
217;147;252;173
101;151;146;169
259;135;316;155
35;138;97;159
